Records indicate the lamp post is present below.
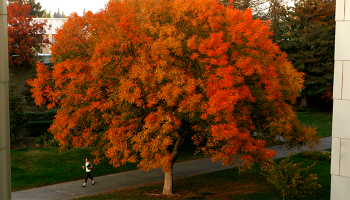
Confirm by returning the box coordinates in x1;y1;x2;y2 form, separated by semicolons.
0;0;11;199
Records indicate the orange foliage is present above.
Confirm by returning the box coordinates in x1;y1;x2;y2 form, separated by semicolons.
8;1;49;68
28;0;318;173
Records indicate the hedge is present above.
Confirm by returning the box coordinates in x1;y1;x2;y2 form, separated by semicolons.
24;121;53;137
24;109;57;121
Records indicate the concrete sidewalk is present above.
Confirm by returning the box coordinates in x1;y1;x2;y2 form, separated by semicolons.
12;137;332;200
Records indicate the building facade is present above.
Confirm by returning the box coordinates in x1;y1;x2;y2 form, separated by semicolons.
33;18;68;54
331;0;350;198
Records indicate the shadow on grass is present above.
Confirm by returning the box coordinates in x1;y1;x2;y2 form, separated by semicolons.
76;156;330;200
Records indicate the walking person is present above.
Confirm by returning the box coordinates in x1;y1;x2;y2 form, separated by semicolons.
82;157;95;187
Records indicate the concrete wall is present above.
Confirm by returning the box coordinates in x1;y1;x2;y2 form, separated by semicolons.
331;0;350;199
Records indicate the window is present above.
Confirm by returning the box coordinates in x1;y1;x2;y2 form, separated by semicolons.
37;34;43;43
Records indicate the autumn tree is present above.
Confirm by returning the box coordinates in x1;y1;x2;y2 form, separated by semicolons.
8;0;45;17
278;0;335;107
29;0;317;195
8;0;49;69
8;1;49;141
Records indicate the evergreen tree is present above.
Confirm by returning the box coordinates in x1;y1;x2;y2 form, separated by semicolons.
278;0;335;107
264;0;288;43
220;0;267;19
53;8;66;18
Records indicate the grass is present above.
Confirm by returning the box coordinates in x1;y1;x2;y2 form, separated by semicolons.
11;137;204;192
175;136;205;163
76;156;331;200
295;150;331;162
12;112;331;192
297;112;332;138
11;148;136;191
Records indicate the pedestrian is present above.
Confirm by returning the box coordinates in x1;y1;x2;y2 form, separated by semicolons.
82;157;95;187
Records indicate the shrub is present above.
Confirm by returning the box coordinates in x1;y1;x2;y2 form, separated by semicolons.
24;121;53;137
24;110;57;121
21;67;36;103
10;93;25;138
294;150;331;162
261;155;321;199
24;110;57;137
10;72;25;138
35;133;59;147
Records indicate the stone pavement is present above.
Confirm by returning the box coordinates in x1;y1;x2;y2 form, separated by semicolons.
12;137;332;200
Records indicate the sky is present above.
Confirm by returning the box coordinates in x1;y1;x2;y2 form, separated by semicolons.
38;0;110;16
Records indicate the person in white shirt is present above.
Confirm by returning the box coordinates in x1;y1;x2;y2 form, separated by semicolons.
82;157;95;187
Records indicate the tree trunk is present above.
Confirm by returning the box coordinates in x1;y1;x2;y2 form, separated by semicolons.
162;134;186;195
300;89;308;108
162;165;173;195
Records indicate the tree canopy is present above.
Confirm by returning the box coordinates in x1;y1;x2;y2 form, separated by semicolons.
8;0;49;68
220;0;267;19
278;0;335;107
8;0;45;17
29;0;318;195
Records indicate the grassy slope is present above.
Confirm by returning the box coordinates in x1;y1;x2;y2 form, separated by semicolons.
297;112;332;138
12;112;331;192
11;148;137;191
11;137;204;192
77;157;330;200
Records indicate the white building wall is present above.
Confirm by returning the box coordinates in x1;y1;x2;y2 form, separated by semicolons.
33;18;68;54
332;0;350;198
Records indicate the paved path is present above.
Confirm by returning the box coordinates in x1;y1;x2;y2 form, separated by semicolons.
12;137;332;200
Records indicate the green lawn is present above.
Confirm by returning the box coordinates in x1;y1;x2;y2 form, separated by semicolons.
297;112;332;138
11;138;204;192
12;112;331;192
11;148;136;191
76;156;331;200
